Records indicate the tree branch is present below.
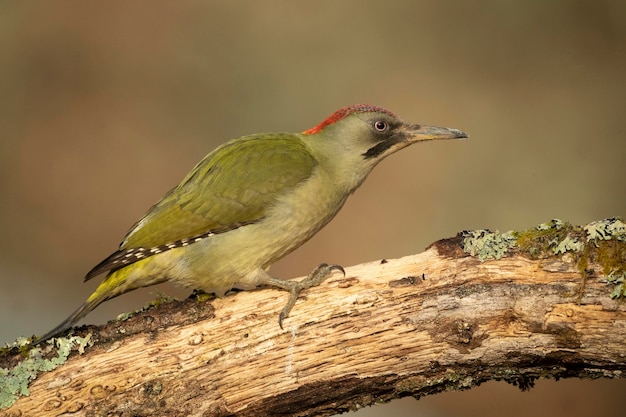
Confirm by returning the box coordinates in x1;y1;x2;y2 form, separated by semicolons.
2;219;625;416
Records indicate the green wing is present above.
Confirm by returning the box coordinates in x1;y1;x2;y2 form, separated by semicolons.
123;133;317;248
85;133;316;280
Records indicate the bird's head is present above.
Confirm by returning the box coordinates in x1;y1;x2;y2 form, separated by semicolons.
302;104;467;190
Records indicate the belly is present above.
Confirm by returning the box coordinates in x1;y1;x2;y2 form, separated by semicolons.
164;173;349;293
123;167;349;295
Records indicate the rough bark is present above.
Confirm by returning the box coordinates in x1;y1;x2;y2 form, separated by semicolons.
2;227;625;417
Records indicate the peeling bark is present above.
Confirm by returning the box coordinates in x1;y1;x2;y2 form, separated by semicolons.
2;231;625;417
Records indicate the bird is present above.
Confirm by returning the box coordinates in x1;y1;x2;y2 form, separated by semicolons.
36;104;467;344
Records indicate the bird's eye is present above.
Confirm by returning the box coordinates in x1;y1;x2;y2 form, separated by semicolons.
373;120;388;132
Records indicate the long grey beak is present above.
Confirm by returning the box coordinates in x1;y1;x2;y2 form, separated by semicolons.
404;124;468;143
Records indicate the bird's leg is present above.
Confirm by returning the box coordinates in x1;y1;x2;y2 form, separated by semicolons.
266;263;345;329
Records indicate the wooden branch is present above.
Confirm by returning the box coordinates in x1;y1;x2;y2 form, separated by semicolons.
3;221;626;417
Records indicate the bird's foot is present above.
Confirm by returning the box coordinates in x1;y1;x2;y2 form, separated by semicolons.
266;263;345;329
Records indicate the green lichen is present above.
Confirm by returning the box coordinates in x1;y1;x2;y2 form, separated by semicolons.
460;218;625;300
537;218;564;231
585;219;626;299
0;335;91;409
462;229;516;261
595;239;626;276
115;291;174;322
186;288;216;304
607;271;626;299
514;219;580;259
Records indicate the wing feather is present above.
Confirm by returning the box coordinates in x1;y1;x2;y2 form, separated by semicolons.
85;133;316;280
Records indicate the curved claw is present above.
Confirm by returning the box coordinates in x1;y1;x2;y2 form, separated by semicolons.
327;264;345;276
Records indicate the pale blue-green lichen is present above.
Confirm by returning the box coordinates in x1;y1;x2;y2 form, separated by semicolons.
584;218;626;242
537;218;564;231
0;335;92;409
462;218;625;301
553;236;584;255
607;271;626;299
462;229;517;261
583;218;626;299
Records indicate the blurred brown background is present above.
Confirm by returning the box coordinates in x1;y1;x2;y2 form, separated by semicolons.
1;1;625;416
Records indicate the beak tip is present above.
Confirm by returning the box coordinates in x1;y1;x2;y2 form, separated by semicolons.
454;129;469;139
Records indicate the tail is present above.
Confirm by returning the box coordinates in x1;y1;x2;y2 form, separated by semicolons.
34;292;108;345
34;262;165;345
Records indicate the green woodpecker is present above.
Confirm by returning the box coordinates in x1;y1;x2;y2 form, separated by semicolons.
37;104;467;343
